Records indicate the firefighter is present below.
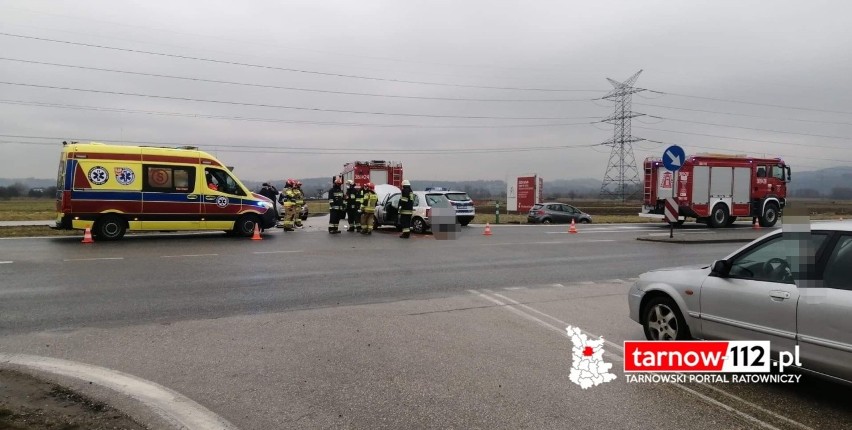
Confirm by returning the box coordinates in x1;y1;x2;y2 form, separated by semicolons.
278;179;297;231
328;176;345;234
294;180;305;228
360;182;378;235
345;180;361;232
399;179;413;239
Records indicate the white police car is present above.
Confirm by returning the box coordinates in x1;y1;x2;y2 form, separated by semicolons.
423;187;475;226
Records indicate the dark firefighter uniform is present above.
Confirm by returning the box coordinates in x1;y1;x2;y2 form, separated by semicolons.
328;177;345;234
360;183;378;235
345;181;362;232
399;182;414;238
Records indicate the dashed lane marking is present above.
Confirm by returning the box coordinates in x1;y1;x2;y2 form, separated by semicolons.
0;261;12;264
252;250;305;254
161;254;219;258
0;354;238;430
63;257;124;262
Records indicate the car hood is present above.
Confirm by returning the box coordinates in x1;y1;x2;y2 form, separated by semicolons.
637;265;710;289
645;264;709;273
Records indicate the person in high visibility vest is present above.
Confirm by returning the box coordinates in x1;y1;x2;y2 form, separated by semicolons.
294;180;305;228
399;179;413;239
328;176;345;234
360;182;378;235
345;180;361;232
278;179;297;231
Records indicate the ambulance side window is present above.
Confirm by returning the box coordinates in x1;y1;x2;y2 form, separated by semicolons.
143;165;195;193
205;168;245;196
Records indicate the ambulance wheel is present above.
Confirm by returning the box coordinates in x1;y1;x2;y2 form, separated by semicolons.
234;215;259;237
708;204;729;228
94;214;126;241
760;203;779;227
412;217;426;234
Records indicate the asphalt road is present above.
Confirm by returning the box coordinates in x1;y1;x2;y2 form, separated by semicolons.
1;220;848;429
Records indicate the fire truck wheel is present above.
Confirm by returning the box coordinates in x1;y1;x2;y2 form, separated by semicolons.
759;203;779;227
709;204;729;228
94;214;126;241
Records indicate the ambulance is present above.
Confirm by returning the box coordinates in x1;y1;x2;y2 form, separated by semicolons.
53;142;277;240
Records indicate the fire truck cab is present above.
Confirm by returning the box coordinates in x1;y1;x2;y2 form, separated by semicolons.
641;154;790;228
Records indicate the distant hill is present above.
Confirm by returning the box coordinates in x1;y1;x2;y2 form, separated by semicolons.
0;178;55;188
787;167;852;198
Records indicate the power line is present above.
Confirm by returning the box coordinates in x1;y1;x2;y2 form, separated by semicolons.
0;57;598;102
0;32;598;92
635;102;852;127
0;136;602;154
648;115;852;141
0;81;602;121
4;6;573;76
634;126;852;151
643;88;852;116
0;99;598;129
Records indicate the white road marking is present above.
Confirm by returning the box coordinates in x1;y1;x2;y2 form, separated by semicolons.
252;250;305;254
0;261;12;264
479;290;811;430
63;257;124;262
477;239;614;247
0;353;238;430
161;254;219;258
551;283;567;288
546;229;660;234
503;287;528;291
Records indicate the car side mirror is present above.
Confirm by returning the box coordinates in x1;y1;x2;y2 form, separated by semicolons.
711;260;731;277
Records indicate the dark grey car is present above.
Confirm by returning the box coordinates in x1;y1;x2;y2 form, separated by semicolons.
527;203;592;224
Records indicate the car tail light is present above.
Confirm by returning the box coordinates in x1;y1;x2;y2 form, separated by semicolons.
426;208;431;218
537;210;545;216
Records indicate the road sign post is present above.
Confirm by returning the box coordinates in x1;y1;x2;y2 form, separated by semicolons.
662;145;686;238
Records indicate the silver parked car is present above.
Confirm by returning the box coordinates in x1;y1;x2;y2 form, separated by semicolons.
375;191;453;233
628;221;852;384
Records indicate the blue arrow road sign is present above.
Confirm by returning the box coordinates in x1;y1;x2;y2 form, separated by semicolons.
662;145;686;172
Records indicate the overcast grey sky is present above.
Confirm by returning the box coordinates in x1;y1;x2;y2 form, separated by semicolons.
1;0;850;182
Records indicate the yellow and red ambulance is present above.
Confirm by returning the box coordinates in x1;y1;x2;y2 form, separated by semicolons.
53;142;277;240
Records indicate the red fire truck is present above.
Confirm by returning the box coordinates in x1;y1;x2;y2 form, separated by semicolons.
341;160;403;188
640;154;791;228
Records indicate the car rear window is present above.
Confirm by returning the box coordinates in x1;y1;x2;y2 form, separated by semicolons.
425;194;451;207
445;193;471;202
531;204;543;210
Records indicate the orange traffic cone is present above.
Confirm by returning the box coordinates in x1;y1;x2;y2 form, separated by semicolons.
81;227;94;244
251;224;263;240
483;223;493;236
569;219;578;234
752;218;761;229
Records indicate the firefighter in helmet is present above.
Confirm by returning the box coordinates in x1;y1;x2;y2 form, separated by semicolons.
345;179;361;232
399;179;414;239
360;182;378;235
294;180;305;228
278;179;297;231
328;176;345;234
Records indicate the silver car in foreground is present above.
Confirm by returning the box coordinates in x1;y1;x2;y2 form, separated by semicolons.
628;221;852;384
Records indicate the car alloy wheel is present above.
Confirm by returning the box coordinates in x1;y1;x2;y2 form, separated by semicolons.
645;302;680;340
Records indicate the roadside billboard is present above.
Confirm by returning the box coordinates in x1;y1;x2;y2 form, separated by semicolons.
507;174;542;212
